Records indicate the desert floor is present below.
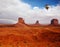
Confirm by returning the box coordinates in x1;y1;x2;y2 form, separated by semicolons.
0;24;60;47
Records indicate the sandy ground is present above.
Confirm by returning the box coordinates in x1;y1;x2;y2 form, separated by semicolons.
0;23;60;47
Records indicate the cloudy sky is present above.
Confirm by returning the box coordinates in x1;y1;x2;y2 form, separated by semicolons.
0;0;60;24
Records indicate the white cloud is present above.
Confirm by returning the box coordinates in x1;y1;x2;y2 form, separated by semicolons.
0;19;16;24
0;0;60;24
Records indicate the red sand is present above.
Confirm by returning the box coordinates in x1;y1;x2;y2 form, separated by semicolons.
0;18;60;47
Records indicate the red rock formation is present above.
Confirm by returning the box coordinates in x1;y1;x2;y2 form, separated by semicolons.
27;20;41;27
35;20;40;25
50;19;59;26
0;18;60;47
36;21;39;24
18;18;25;24
0;18;59;27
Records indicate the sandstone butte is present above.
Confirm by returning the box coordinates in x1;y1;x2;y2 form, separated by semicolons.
0;18;60;47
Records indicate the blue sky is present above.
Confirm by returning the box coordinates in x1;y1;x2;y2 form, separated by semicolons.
0;0;60;24
22;0;60;8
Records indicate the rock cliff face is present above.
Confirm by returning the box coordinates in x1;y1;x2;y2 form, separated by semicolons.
18;18;25;24
50;19;59;26
0;18;59;27
17;18;60;27
0;18;60;47
17;18;41;26
28;20;41;26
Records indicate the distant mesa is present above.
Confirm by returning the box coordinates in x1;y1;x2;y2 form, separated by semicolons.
33;20;41;26
50;19;59;26
15;17;27;27
18;18;40;25
26;20;41;27
18;18;25;24
36;20;40;24
0;18;59;27
17;18;60;26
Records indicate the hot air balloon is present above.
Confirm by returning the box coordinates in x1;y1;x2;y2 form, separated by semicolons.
45;4;49;10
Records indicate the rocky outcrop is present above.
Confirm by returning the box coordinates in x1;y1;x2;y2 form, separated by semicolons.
18;18;25;24
27;20;41;27
0;18;60;27
0;18;60;47
50;19;59;26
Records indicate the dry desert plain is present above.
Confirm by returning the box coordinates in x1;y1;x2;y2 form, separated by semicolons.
0;18;60;47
